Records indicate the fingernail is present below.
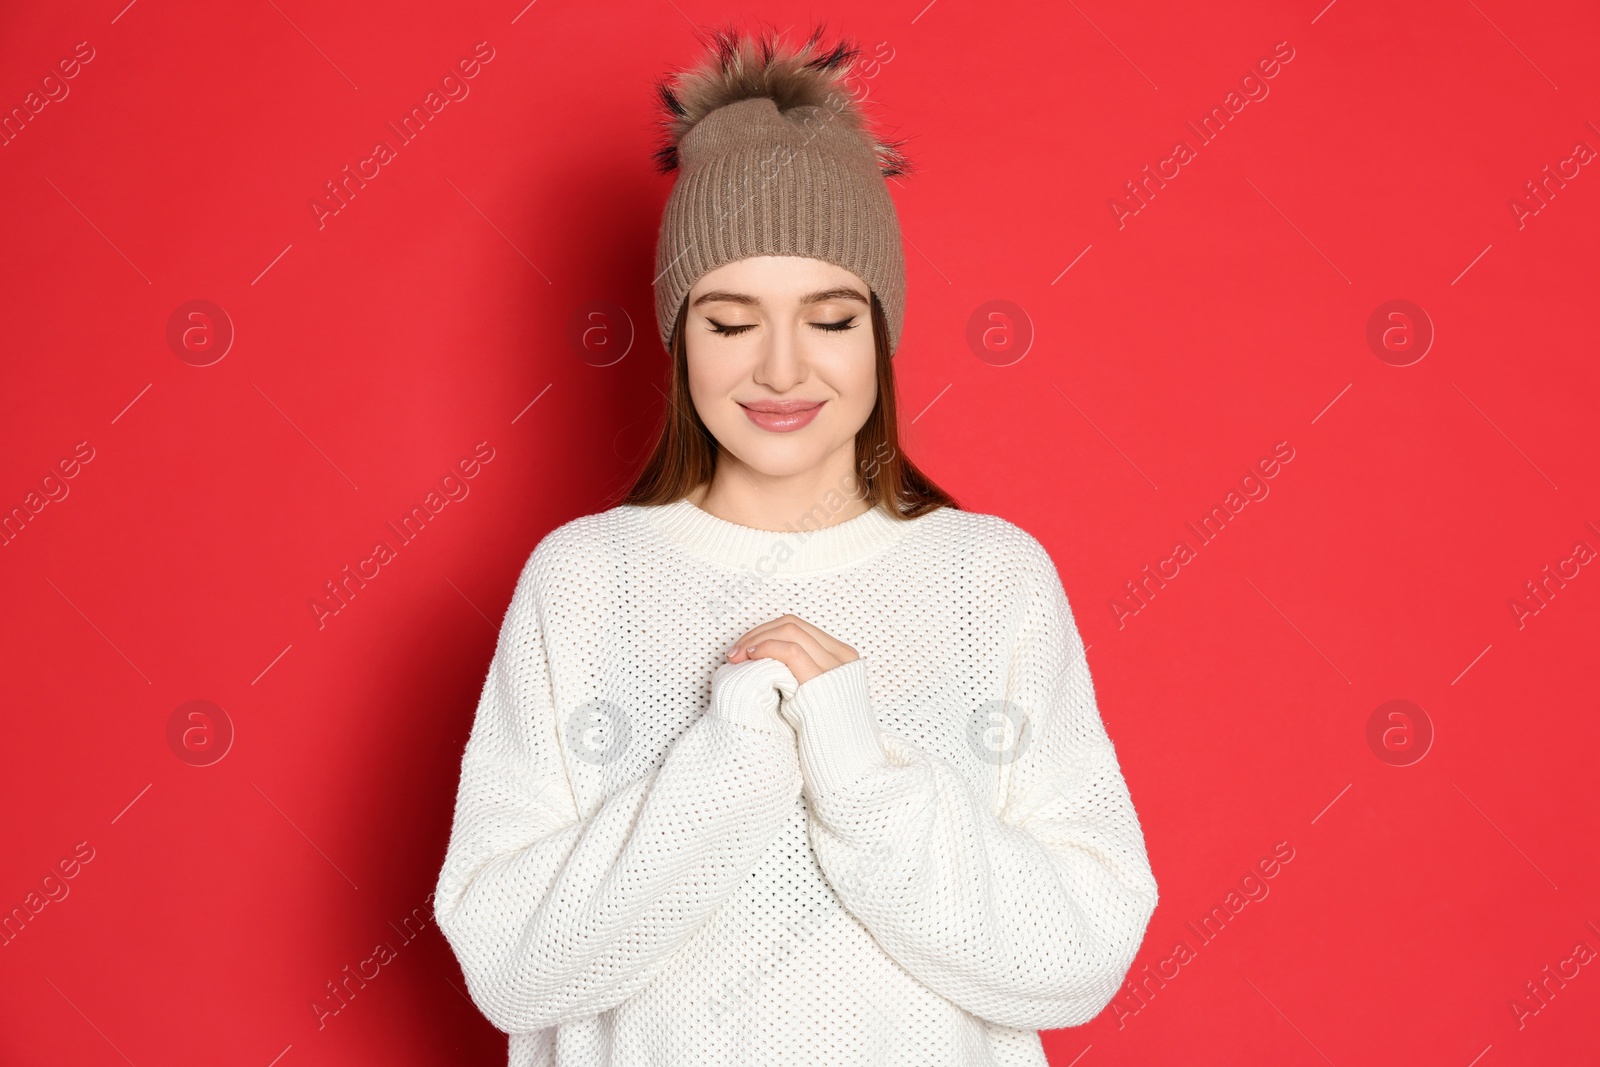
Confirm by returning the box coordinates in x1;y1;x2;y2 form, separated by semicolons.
726;645;739;656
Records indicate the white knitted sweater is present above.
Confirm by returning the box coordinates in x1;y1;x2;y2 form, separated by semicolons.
433;498;1158;1066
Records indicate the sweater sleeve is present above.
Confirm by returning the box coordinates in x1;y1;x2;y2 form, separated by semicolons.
781;541;1159;1032
433;547;805;1034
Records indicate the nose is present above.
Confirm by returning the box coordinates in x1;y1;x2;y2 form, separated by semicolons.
752;315;806;392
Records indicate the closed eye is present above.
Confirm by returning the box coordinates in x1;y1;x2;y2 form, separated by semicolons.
706;317;859;335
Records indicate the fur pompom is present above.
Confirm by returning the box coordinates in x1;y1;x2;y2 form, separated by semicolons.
651;23;912;179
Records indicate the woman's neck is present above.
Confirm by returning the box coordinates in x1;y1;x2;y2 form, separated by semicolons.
688;444;872;533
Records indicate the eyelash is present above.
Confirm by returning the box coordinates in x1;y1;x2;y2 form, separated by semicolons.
707;318;858;336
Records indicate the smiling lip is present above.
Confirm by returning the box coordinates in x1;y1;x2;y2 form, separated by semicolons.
738;399;825;433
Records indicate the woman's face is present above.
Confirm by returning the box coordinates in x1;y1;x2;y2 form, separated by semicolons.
684;255;878;479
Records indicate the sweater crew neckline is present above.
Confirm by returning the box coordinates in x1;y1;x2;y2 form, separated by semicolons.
636;497;925;575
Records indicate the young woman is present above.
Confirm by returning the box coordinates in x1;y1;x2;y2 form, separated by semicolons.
434;26;1158;1067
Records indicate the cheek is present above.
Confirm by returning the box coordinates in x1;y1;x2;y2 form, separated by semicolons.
685;348;742;410
835;351;878;419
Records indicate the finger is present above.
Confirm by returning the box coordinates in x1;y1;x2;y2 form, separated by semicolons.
772;614;853;660
744;639;821;684
731;620;833;668
727;614;799;656
727;619;806;658
787;614;860;664
731;614;849;662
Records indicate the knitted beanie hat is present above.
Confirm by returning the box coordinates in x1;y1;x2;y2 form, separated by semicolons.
651;26;913;357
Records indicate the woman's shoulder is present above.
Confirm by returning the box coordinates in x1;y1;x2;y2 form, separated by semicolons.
533;505;634;555
507;505;641;600
916;503;1059;575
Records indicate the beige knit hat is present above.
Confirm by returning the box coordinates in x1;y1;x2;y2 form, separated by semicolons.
651;26;912;357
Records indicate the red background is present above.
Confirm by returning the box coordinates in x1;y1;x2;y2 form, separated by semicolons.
2;1;1596;1063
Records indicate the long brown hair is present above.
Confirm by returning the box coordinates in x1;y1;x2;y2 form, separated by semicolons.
618;290;958;518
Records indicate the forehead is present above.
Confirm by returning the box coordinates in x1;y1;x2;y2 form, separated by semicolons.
690;255;868;299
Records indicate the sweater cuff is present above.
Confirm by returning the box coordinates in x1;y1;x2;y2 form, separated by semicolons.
705;658;800;735
783;658;890;795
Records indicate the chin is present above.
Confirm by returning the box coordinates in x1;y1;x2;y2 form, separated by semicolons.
734;442;829;477
713;429;827;476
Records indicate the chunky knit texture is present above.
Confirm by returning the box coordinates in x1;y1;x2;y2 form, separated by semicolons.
434;498;1159;1066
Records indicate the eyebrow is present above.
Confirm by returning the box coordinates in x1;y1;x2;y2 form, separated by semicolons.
690;285;869;309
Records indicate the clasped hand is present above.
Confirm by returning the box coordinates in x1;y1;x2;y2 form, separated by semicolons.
726;614;857;685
